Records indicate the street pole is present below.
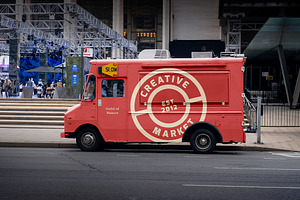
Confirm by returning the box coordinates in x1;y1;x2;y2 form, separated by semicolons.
80;47;84;100
256;96;263;144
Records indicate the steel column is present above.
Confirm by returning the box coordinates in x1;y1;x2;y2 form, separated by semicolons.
292;69;300;108
277;45;293;106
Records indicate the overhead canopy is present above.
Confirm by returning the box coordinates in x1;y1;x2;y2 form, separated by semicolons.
25;66;62;73
244;18;300;61
244;17;300;107
53;62;66;70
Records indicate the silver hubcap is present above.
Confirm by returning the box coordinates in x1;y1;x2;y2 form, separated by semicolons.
81;132;95;148
200;137;208;146
195;133;211;150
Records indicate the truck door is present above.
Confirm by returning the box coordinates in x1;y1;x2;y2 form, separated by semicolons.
81;74;97;121
98;78;127;141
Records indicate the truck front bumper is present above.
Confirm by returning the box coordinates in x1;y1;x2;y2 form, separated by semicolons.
60;132;75;138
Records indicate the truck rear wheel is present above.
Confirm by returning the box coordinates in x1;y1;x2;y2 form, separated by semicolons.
76;127;103;151
190;129;216;153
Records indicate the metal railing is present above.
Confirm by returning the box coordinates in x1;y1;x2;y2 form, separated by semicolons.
245;89;300;127
261;103;300;127
243;96;257;132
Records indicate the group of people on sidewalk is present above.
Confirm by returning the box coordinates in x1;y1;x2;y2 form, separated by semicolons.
1;77;62;98
22;78;62;98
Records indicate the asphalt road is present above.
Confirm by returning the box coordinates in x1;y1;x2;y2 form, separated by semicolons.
0;147;300;200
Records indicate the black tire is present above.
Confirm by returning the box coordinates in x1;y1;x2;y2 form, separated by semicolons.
190;129;216;153
76;127;103;151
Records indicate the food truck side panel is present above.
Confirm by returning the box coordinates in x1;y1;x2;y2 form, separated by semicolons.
123;59;245;143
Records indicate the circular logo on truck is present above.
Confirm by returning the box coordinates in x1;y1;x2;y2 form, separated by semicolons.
130;68;207;142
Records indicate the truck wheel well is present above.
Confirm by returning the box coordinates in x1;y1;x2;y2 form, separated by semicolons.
75;124;103;140
182;122;222;143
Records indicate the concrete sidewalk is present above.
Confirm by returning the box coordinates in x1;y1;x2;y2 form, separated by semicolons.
0;127;299;151
224;127;300;152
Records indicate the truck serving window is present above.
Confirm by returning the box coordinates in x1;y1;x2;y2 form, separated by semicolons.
102;79;124;97
83;75;96;101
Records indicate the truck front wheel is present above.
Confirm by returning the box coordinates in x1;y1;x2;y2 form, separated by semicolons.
190;129;216;153
76;127;102;151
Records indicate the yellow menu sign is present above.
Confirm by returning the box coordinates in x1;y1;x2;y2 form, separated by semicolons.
100;63;118;77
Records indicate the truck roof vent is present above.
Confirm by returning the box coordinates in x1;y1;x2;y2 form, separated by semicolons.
138;49;171;59
191;52;213;58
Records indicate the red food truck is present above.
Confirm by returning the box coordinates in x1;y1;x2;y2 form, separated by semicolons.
61;57;246;153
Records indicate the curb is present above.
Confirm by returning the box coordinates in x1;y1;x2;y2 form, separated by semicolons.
216;145;293;152
0;142;77;148
0;142;295;152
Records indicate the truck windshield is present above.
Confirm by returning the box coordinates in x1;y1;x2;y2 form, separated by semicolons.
83;75;96;101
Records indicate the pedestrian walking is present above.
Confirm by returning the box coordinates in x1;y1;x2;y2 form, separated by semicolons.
36;84;43;98
3;77;11;98
19;82;23;97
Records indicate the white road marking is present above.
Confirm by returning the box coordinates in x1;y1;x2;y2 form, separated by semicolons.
270;152;300;158
183;155;211;158
215;167;300;171
182;184;300;190
263;157;286;160
116;154;139;157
